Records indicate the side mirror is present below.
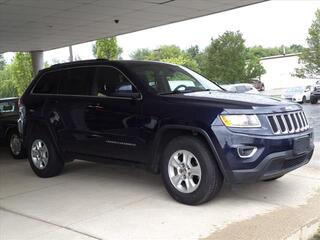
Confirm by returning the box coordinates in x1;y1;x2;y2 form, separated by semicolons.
131;92;142;100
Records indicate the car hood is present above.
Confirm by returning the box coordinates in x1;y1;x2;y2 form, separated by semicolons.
162;91;301;114
283;92;302;97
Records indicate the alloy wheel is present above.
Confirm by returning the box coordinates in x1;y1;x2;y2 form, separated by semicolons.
168;150;202;193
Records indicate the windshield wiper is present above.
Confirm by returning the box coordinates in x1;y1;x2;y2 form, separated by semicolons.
159;90;194;95
159;89;218;95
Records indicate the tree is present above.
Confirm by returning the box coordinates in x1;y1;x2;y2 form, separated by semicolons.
202;31;266;84
130;45;200;72
0;54;5;71
161;55;200;72
248;45;304;59
289;44;304;53
295;9;320;78
246;55;266;80
186;45;200;59
203;31;247;83
92;37;122;60
11;52;33;95
0;64;18;98
130;48;152;60
0;52;33;98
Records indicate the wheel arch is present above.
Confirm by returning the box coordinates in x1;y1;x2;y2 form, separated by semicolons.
150;125;227;180
4;125;18;142
25;119;65;162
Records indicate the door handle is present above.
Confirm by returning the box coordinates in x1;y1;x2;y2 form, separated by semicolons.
87;134;101;139
87;105;105;111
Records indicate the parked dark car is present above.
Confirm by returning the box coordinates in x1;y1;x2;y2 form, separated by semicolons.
18;60;314;205
251;79;265;91
310;80;320;104
0;97;26;159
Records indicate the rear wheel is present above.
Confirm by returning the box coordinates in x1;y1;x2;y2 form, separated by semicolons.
302;96;307;104
27;130;64;178
7;129;26;159
160;136;223;205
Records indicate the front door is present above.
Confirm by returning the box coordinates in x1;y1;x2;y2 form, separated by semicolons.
84;66;143;162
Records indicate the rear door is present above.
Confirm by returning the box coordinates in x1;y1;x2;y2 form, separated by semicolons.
52;67;98;156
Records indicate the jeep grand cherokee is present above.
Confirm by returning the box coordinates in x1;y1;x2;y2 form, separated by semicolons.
18;60;314;205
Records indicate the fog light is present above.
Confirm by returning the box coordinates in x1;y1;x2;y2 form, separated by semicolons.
237;146;257;158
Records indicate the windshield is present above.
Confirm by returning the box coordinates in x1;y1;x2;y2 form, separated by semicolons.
129;63;223;94
285;87;304;93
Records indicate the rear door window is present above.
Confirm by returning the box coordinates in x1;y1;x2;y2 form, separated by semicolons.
58;67;95;95
33;71;60;94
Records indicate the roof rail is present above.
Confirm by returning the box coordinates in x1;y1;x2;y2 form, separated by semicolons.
50;59;109;68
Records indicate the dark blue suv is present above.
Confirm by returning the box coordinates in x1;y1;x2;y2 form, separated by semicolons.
18;60;314;205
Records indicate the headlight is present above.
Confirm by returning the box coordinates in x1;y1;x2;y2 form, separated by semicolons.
220;114;261;128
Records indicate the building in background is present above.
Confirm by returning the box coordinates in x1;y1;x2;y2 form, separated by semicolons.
260;53;318;90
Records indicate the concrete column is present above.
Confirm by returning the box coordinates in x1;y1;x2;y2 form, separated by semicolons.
30;50;44;76
69;46;73;62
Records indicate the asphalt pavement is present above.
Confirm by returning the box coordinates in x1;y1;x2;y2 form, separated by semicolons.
302;104;320;142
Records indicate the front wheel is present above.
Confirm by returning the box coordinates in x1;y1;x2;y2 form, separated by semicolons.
160;136;223;205
27;130;64;178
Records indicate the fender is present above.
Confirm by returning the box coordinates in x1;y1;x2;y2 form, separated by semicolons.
150;124;229;181
4;124;18;140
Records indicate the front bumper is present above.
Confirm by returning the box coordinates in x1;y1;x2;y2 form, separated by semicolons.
230;148;313;183
211;126;314;184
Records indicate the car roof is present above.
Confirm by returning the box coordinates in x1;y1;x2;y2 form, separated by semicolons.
49;59;176;70
0;97;19;102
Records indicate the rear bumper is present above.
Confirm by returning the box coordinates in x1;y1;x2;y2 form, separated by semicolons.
229;147;314;183
311;93;320;99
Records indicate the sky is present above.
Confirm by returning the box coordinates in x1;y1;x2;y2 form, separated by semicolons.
3;0;320;64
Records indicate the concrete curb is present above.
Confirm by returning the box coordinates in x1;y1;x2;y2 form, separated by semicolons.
284;217;320;240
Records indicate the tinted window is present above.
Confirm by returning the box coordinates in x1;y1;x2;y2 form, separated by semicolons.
59;67;95;95
128;63;221;94
93;67;136;97
236;86;247;93
33;71;60;94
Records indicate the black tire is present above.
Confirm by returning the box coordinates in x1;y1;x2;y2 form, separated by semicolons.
302;96;307;104
160;136;223;205
27;129;64;178
7;129;26;159
263;175;284;182
310;97;318;104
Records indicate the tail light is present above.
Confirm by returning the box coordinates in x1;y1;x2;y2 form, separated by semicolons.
18;98;23;108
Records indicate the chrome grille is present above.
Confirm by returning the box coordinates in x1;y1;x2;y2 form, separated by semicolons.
267;111;309;134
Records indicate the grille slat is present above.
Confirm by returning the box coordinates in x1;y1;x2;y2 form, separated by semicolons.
267;110;309;135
